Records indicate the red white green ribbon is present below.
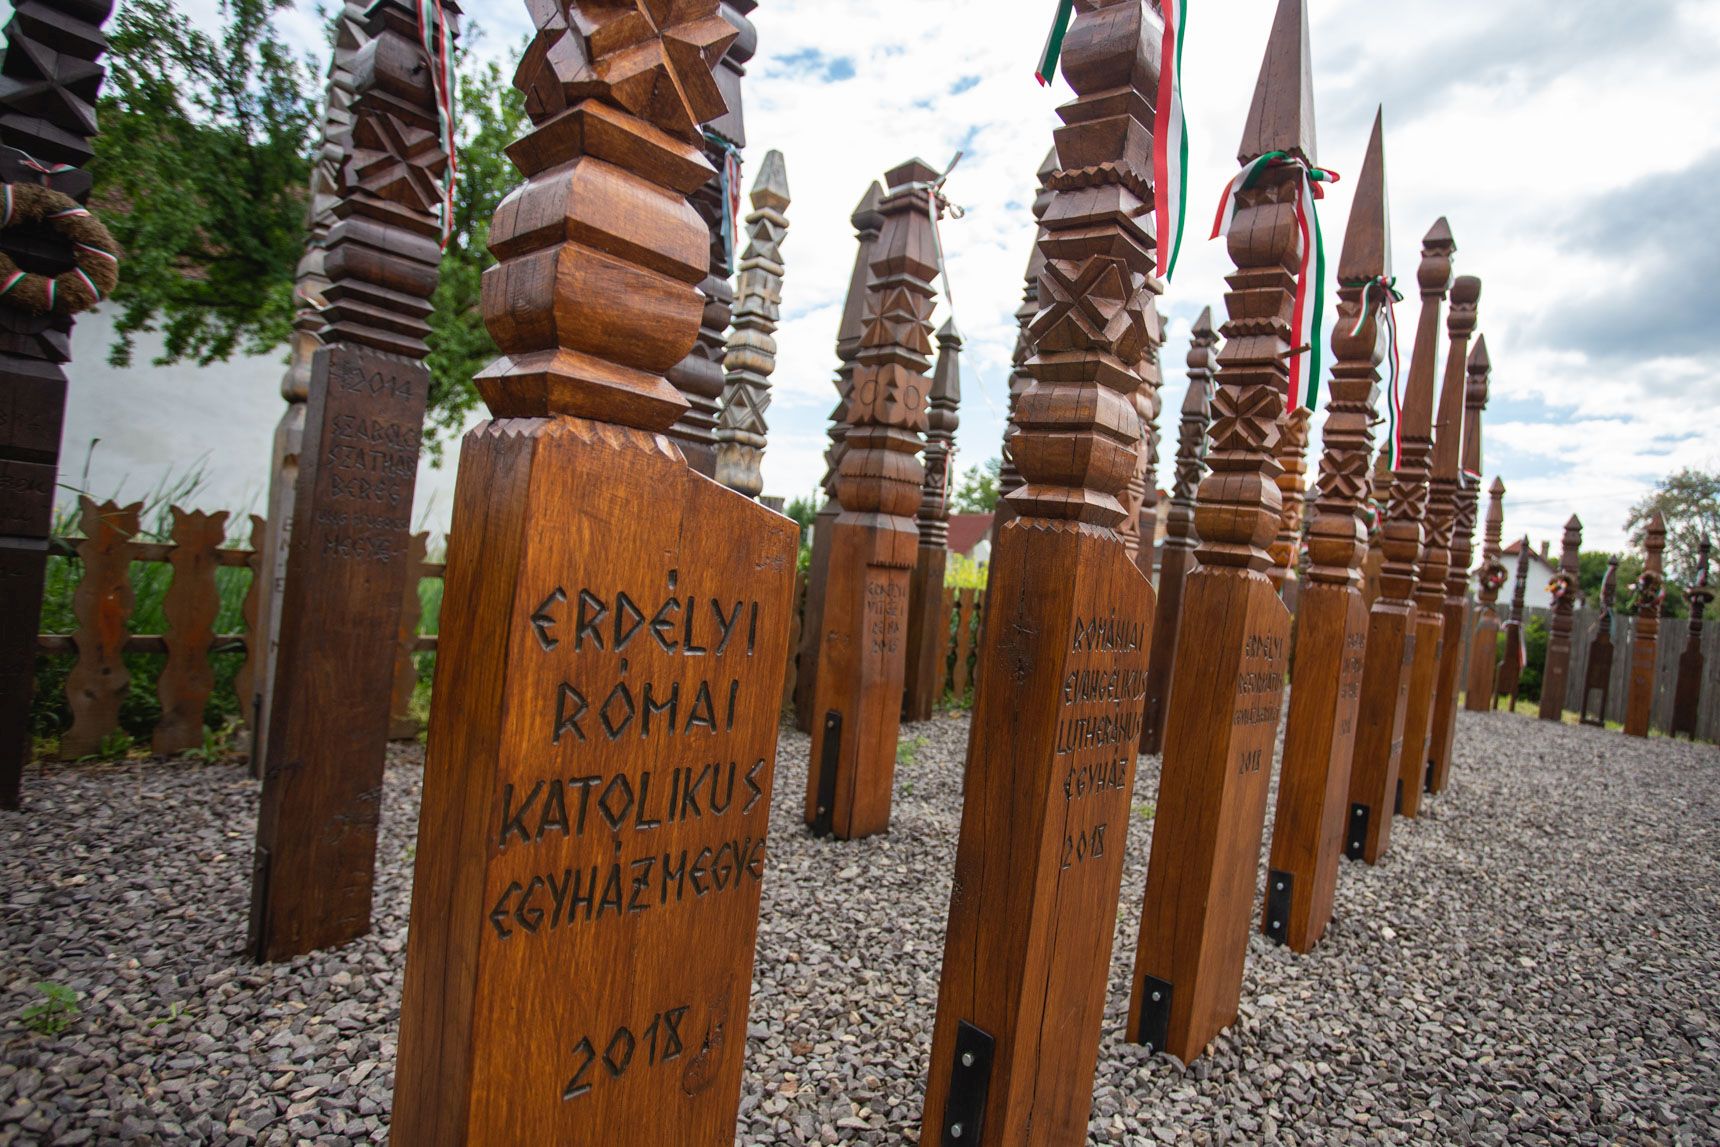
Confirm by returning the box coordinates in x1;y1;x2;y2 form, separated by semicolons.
1211;151;1337;411
1153;0;1188;280
1035;0;1076;86
704;131;743;276
415;0;456;247
908;152;966;314
1345;275;1402;468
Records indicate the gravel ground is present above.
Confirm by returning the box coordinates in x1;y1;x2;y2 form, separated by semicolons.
2;710;1716;1145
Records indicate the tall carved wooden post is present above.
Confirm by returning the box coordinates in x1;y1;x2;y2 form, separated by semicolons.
1360;448;1390;606
803;158;941;841
250;0;458;960
1269;409;1309;600
1624;511;1667;737
1464;474;1506;714
1128;0;1307;1063
1135;320;1166;571
252;0;369;777
1495;537;1532;710
1140;308;1216;755
1424;282;1481;791
793;182;883;732
714;149;789;497
392;5;798;1141
0;0;115;809
992;148;1059;541
923;3;1157;1136
1538;515;1583;721
666;0;756;476
1342;222;1451;864
1262;107;1387;954
1670;539;1710;739
1580;556;1620;726
904;321;961;722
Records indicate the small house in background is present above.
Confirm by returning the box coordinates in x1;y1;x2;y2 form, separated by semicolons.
947;513;993;565
1486;537;1559;610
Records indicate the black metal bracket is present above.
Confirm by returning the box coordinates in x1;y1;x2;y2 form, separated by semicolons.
940;1020;994;1145
1345;803;1370;860
1264;870;1292;945
1136;976;1172;1055
1424;760;1436;793
810;710;840;837
1393;777;1404;815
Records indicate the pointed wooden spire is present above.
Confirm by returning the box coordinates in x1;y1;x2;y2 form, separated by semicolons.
1337;107;1389;283
1239;0;1317;164
715;148;791;498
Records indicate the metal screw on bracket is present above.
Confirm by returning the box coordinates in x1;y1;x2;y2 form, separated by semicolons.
949;1123;964;1138
961;1052;974;1067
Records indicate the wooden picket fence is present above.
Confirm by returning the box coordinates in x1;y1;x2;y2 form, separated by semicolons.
36;498;444;759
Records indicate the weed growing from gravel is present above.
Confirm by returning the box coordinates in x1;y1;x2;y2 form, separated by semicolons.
21;982;79;1036
896;735;927;766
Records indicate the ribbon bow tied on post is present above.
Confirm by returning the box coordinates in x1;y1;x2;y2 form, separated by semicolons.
1343;274;1402;467
414;0;458;248
1211;151;1340;412
703;130;744;277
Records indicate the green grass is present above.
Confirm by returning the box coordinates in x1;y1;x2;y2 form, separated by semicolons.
21;982;78;1036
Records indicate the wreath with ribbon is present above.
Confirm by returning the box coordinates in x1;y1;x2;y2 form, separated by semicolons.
1631;571;1665;611
1478;559;1509;594
0;182;120;317
1547;572;1577;605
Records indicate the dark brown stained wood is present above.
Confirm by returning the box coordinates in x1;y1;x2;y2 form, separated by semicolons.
1344;220;1452;862
714;148;789;497
780;566;806;712
235;513;266;739
1495;538;1532;709
1140;308;1216;755
250;0;458;962
1360;448;1390;607
923;3;1159;1139
153;508;229;756
939;584;956;696
0;0;114;807
666;1;756;476
1625;511;1667;736
1580;556;1619;725
1264;105;1387;953
953;588;979;697
254;0;370;780
992;147;1060;542
793;181;883;732
1269;408;1310;596
1427;289;1483;789
1465;473;1506;712
392;6;799;1141
904;320;961;722
1137;319;1166;575
1129;0;1307;1064
803;157;941;841
56;498;138;760
389;531;429;740
1670;539;1710;738
1538;515;1583;722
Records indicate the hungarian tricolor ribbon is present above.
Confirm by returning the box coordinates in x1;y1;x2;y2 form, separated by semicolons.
911;151;966;315
1153;0;1188;280
704;131;743;276
415;0;457;247
1345;275;1402;467
1211;151;1338;411
1035;0;1076;86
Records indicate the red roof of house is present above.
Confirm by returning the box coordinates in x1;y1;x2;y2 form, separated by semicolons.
946;513;992;557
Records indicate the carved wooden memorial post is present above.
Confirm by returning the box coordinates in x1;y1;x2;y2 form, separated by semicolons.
249;0;458;959
391;4;798;1141
803;159;941;840
991;148;1058;541
1670;539;1710;739
1140;308;1215;755
1262;108;1387;953
1269;409;1309;599
0;0;115;809
923;3;1157;1135
1494;538;1532;710
1538;515;1583;722
1624;512;1666;737
1423;281;1481;791
1128;0;1310;1062
1342;222;1452;863
793;182;883;732
1464;475;1506;712
714;148;790;498
1360;448;1389;606
904;320;961;722
1580;556;1620;726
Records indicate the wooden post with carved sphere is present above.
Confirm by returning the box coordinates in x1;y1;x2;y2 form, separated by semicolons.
922;3;1158;1138
391;6;798;1140
802;158;941;841
1580;556;1620;726
1495;538;1532;710
1538;515;1583;722
1262;106;1388;955
1128;0;1307;1063
904;320;962;722
1464;483;1505;713
1624;512;1666;737
1342;219;1452;863
0;0;115;809
992;148;1059;543
1140;307;1216;755
793;181;883;732
714;148;790;497
249;0;459;961
1670;540;1710;739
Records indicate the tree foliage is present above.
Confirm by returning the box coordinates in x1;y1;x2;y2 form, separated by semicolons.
951;456;1001;514
1626;467;1720;584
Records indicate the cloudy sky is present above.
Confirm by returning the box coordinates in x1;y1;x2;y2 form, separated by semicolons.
54;0;1720;554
